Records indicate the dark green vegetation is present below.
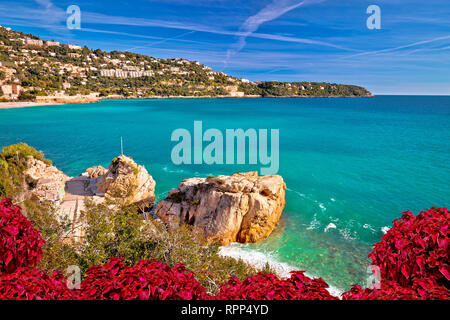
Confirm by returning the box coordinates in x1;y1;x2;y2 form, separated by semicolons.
0;143;50;198
0;26;372;101
239;81;371;97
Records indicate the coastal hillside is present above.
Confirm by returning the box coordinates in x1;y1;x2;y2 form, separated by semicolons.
0;26;372;102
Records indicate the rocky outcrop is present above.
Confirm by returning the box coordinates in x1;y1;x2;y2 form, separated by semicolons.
95;155;156;205
23;156;69;203
155;172;286;245
83;166;107;179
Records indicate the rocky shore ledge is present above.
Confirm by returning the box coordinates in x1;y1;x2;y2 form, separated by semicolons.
21;154;285;245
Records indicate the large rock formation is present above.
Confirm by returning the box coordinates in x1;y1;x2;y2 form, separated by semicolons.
155;172;286;245
23;156;69;203
84;166;108;179
95;155;156;206
60;155;155;243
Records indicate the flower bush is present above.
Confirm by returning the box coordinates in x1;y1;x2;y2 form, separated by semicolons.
0;197;448;300
0;268;76;300
342;279;450;300
80;258;208;300
341;282;420;300
0;198;44;274
215;271;337;300
369;207;449;288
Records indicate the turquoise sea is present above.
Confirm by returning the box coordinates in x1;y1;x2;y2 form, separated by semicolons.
1;96;449;291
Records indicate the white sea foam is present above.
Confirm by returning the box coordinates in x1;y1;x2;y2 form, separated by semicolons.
339;228;356;240
218;244;343;298
363;223;376;232
306;213;321;230
162;166;185;174
324;223;337;232
381;226;390;234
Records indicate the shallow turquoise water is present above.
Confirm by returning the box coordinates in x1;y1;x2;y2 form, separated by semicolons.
1;96;449;290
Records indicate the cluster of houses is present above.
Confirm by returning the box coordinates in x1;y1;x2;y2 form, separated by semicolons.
1;83;23;100
14;36;82;50
0;25;254;100
0;59;22;100
99;69;155;78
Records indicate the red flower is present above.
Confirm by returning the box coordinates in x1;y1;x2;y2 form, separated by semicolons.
79;258;208;300
0;198;45;274
344;207;449;300
369;207;449;289
215;271;337;300
0;268;77;300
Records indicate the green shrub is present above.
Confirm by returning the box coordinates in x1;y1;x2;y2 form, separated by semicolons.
18;91;36;101
77;198;155;271
24;198;80;274
1;142;52;166
0;143;53;198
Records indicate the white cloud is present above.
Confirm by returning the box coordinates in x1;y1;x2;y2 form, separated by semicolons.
226;0;326;62
345;35;450;59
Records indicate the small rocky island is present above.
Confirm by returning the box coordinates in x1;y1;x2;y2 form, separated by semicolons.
156;172;286;245
21;154;286;245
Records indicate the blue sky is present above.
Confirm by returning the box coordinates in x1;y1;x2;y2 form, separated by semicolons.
0;0;449;94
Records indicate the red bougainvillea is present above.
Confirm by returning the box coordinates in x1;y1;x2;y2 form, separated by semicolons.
0;268;77;300
0;198;44;274
1;197;448;301
341;282;420;300
369;207;449;289
342;279;450;300
80;258;208;300
215;271;337;300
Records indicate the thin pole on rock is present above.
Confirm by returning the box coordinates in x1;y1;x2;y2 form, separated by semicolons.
121;136;123;155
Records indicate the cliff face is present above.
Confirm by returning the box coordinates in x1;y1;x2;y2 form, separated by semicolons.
22;154;156;207
155;172;286;245
23;156;69;203
20;154;156;242
95;155;156;206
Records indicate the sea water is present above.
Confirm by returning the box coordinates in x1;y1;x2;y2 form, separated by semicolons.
1;96;449;291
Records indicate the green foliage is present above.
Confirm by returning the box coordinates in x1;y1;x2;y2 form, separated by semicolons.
239;81;371;97
149;223;256;294
0;161;20;198
0;143;52;199
18;91;36;101
0;159;8;170
75;198;258;294
1;143;52;166
77;198;154;271
23;198;80;274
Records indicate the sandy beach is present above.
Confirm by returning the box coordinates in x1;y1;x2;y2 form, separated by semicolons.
0;101;65;109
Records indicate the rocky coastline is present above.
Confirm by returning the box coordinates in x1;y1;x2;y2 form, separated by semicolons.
21;153;285;246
